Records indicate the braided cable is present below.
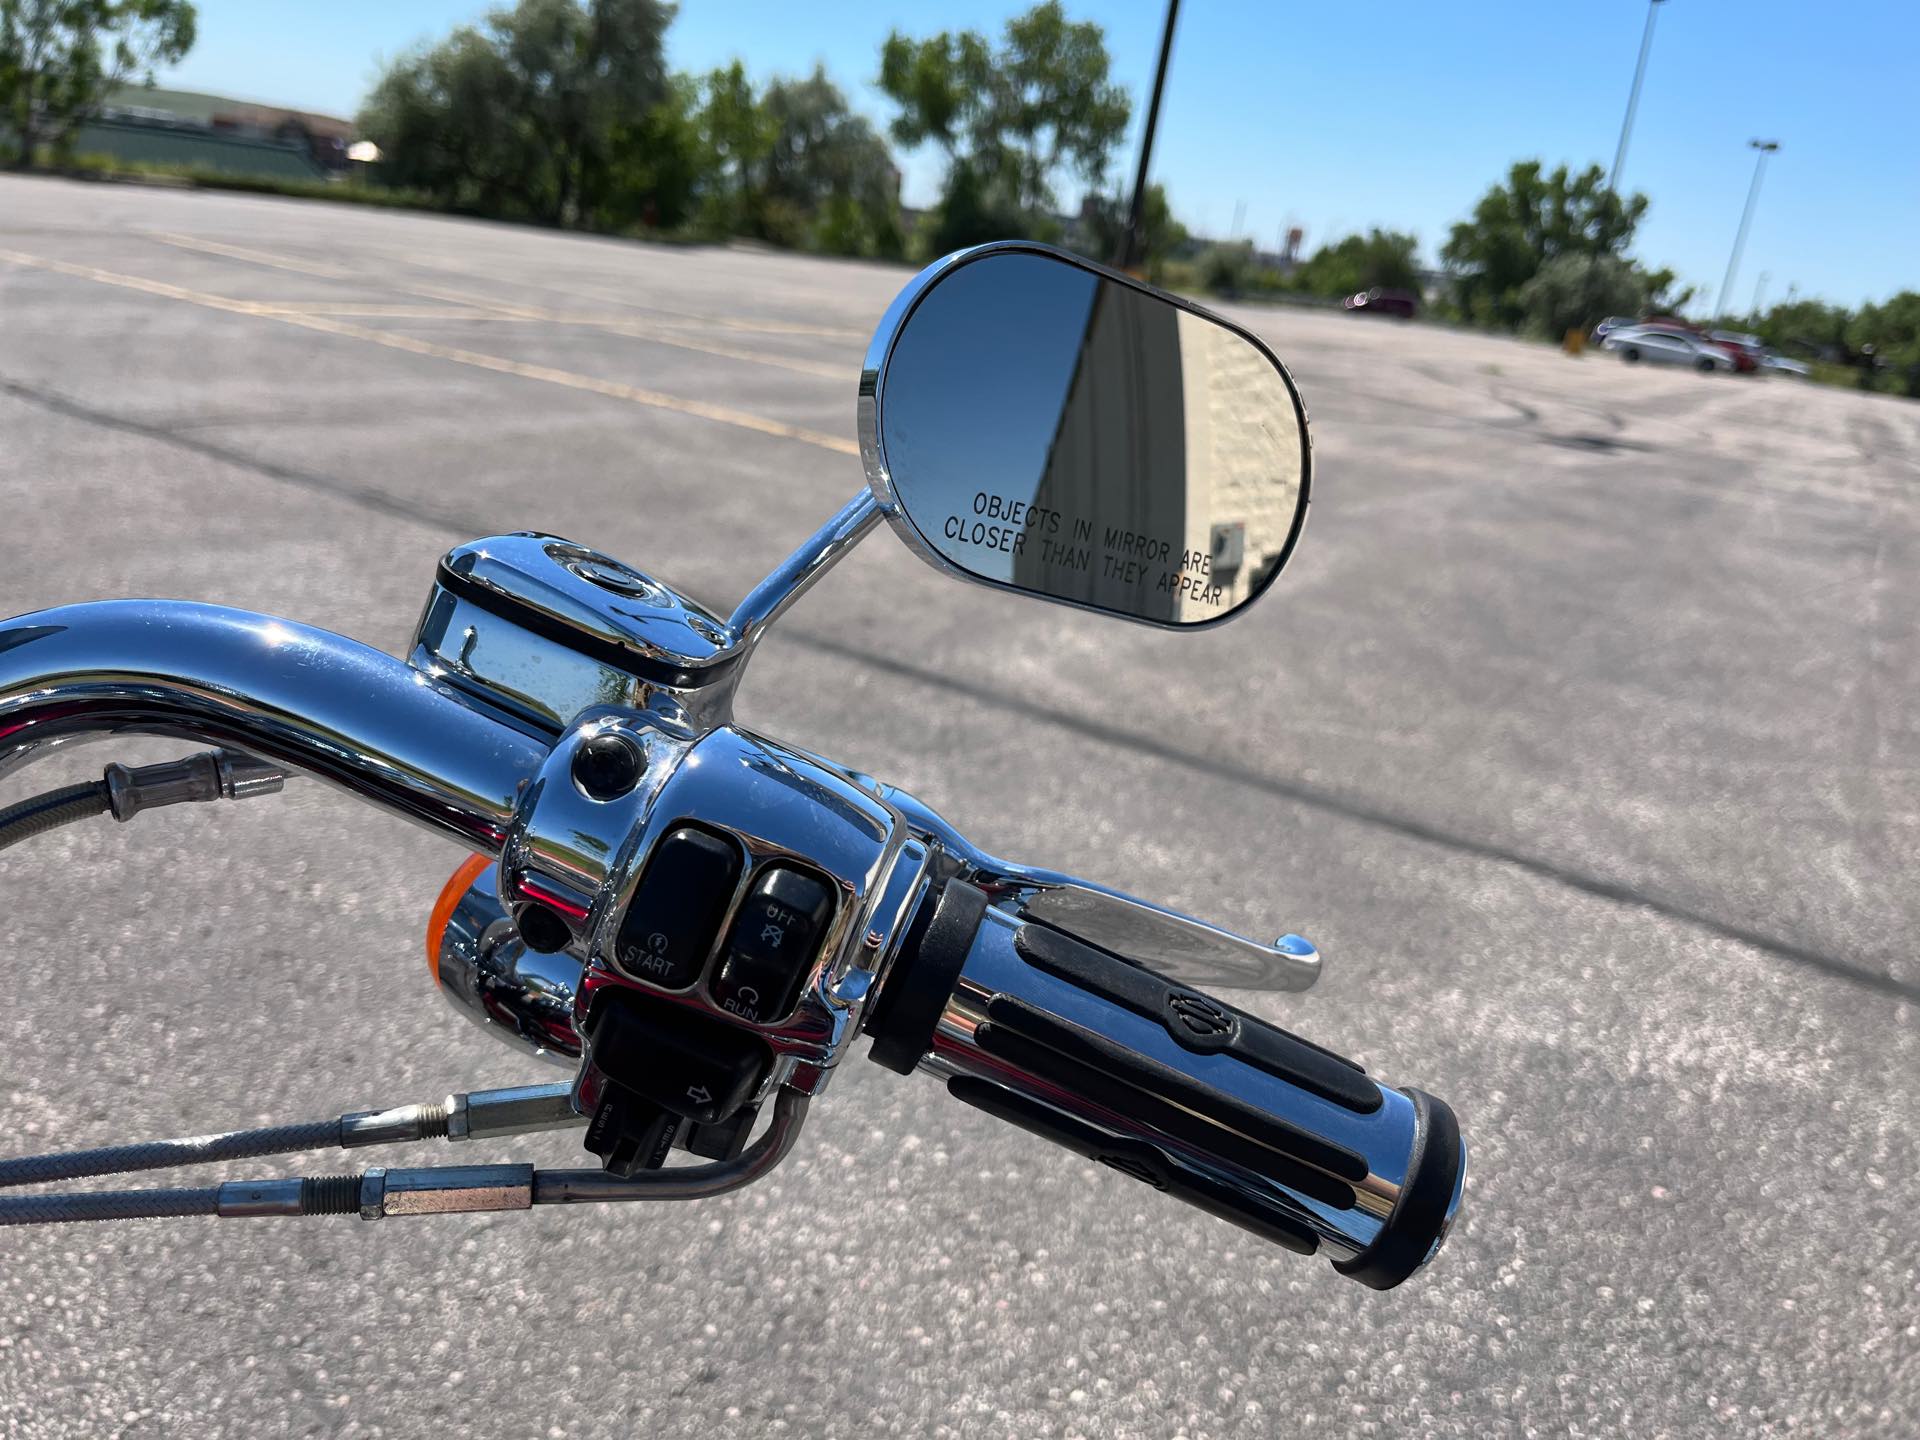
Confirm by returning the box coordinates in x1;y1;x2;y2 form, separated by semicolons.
0;1187;222;1226
0;781;110;853
0;1120;347;1189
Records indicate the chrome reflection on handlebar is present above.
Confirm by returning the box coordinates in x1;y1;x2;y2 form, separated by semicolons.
0;601;548;852
433;860;584;1067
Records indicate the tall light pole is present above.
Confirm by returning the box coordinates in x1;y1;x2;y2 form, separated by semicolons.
1609;0;1665;191
1118;0;1181;272
1716;139;1779;320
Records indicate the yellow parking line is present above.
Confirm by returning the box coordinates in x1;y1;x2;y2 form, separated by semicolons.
146;231;361;281
146;231;852;380
148;231;562;321
0;246;860;456
255;302;524;320
572;317;847;379
559;284;869;342
367;246;871;340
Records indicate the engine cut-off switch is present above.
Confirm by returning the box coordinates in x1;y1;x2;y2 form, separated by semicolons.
614;826;739;989
709;866;836;1024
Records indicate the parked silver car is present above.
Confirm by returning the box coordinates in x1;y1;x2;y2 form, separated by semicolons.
1601;325;1738;372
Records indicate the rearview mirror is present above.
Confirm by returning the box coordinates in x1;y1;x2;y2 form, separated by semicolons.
859;243;1312;628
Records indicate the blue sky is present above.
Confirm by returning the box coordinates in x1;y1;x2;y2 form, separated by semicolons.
156;1;1918;309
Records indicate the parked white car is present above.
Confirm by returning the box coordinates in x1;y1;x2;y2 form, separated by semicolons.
1601;325;1739;372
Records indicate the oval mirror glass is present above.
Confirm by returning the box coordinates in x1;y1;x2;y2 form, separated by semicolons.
861;244;1311;628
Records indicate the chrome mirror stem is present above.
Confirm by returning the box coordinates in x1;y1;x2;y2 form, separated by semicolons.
724;490;881;655
410;494;880;741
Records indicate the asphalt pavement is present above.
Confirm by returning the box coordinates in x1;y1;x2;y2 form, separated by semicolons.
1;175;1914;1439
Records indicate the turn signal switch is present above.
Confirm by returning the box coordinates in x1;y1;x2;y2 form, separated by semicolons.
577;991;771;1176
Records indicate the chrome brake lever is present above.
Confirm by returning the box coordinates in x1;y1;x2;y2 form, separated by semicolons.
1012;883;1320;992
875;784;1321;993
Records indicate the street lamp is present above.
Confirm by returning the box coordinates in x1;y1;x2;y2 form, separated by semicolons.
1118;0;1182;272
1715;139;1779;321
1609;0;1666;192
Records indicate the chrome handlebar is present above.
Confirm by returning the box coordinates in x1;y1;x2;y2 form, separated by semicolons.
0;521;1463;1287
0;601;547;852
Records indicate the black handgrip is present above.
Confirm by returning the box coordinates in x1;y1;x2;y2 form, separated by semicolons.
867;881;1465;1288
945;1075;1318;1255
1013;922;1381;1114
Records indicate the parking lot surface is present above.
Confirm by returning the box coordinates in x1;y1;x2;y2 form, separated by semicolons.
1;176;1915;1438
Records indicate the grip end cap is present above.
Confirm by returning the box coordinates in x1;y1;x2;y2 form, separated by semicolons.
1332;1088;1464;1291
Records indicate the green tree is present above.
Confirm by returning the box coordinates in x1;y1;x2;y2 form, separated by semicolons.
1290;228;1420;299
758;65;901;255
359;0;669;225
1199;239;1256;297
491;0;671;223
362;6;906;253
762;67;893;211
594;72;707;231
920;156;1029;254
1753;298;1852;360
1847;291;1920;397
1518;253;1649;339
1636;265;1695;314
694;59;772;232
879;1;1130;248
361;28;531;214
0;0;195;168
1441;161;1647;329
1077;182;1187;275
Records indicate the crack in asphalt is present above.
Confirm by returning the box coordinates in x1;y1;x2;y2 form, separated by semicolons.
789;633;1918;1006
0;375;497;537
4;372;1911;1006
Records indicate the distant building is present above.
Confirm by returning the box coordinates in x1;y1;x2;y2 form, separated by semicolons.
75;86;357;180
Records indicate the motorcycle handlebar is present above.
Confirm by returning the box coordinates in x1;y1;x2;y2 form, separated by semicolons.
0;601;548;852
864;880;1464;1289
0;600;1465;1286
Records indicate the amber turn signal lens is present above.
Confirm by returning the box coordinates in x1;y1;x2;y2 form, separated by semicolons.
426;852;495;985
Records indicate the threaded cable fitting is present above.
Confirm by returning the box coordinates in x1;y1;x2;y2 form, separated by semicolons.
299;1174;363;1216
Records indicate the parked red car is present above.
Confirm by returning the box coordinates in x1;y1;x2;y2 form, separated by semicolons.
1706;330;1766;374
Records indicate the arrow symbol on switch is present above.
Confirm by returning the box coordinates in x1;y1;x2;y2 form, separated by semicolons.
685;1085;712;1106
